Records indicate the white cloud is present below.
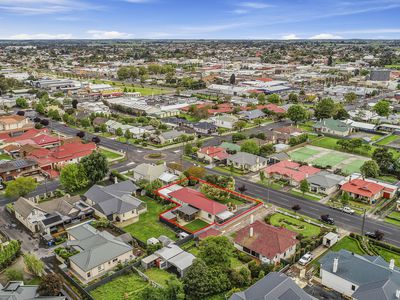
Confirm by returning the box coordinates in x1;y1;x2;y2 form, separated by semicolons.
309;33;343;39
238;2;272;9
231;9;248;14
8;33;73;39
0;0;100;15
87;30;133;39
281;33;299;40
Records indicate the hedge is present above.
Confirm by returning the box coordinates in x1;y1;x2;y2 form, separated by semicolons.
0;240;21;270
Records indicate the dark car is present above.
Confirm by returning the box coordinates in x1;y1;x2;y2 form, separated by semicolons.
320;214;335;225
365;230;384;240
365;232;377;239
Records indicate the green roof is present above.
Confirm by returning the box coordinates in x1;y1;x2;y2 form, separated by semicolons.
313;118;351;132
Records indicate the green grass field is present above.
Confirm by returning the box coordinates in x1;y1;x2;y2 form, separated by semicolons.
312;153;347;167
269;213;321;237
384;211;400;227
92;79;171;96
144;268;177;286
341;159;366;174
90;273;149;300
99;149;124;160
123;196;177;242
184;219;210;232
376;135;400;146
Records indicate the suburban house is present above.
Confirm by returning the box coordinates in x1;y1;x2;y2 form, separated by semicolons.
105;120;149;138
0;159;40;182
211;114;239;129
307;171;345;195
227;152;268;172
84;181;145;223
266;152;290;165
66;223;134;283
313;118;353;137
233;220;298;264
264;130;290;144
141;243;195;277
197;146;229;164
151;130;189;144
191;122;217;135
340;178;394;204
132;163;167;182
238;109;266;120
27;142;97;174
167;187;232;223
0;115;34;136
13;196;93;234
273;126;302;136
0;281;65;300
220;142;241;153
265;161;320;186
319;249;400;299
229;272;316;300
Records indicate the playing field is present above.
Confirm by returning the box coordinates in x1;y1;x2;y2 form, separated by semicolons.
288;145;368;175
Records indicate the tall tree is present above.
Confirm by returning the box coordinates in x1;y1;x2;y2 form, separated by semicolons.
360;160;380;178
37;274;63;296
229;73;236;85
60;163;89;193
5;177;38;198
314;98;336;120
23;254;44;277
198;236;234;269
372;147;394;173
287;104;308;125
299;179;310;195
240;140;260;155
374;100;391;117
183;259;213;299
80;152;109;184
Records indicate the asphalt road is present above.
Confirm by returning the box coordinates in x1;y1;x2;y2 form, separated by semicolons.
210;169;400;247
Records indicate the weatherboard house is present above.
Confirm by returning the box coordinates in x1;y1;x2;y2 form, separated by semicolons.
167;187;233;223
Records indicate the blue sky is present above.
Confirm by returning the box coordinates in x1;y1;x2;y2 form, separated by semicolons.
1;0;400;39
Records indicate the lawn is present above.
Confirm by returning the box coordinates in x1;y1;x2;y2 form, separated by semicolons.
376;135;400;146
329;236;365;255
144;268;177;286
269;213;321;237
90;273;149;300
377;175;399;184
184;219;210;232
384;211;400;227
123;196;177;242
99;149;124;160
290;190;321;201
374;246;400;266
92;79;171;96
341;159;366;175
0;153;11;160
258;180;284;190
311;153;347;167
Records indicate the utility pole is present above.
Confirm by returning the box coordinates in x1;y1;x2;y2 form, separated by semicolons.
361;208;366;236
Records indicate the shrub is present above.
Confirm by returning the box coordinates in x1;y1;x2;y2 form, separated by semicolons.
0;240;21;271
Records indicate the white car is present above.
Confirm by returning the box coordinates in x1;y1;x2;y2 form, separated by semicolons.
342;206;355;215
298;252;313;266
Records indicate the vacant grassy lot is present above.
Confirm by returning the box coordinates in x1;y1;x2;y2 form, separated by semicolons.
90;273;149;300
269;213;321;237
92;79;171;96
184;219;209;232
123;196;177;242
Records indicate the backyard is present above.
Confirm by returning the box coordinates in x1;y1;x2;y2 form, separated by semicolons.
90;272;149;300
184;219;210;232
123;196;177;242
268;213;321;238
144;268;177;286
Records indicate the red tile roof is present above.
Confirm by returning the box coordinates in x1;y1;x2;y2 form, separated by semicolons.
198;146;229;160
169;187;228;215
341;179;384;198
265;161;320;183
264;104;286;114
198;228;222;239
31;134;61;146
234;220;298;259
255;78;273;82
2;128;49;143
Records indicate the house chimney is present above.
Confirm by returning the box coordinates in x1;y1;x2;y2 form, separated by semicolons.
333;258;339;273
390;259;395;270
250;214;254;224
396;289;400;299
249;227;254;237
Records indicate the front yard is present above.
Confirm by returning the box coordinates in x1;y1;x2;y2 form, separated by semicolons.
268;213;321;238
123;196;177;242
90;272;149;300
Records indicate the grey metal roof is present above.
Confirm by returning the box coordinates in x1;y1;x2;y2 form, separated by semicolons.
0;281;65;300
228;152;267;166
229;272;316;300
176;204;199;216
84;181;143;216
239;109;266;120
319;249;400;300
67;224;132;272
0;159;37;173
307;171;345;188
168;251;195;271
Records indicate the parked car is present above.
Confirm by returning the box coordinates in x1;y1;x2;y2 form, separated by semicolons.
365;230;384;240
298;252;313;266
320;214;335;225
342;206;355;215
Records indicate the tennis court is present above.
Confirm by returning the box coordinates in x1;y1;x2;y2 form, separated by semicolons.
288;145;368;175
289;147;320;162
312;153;348;167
